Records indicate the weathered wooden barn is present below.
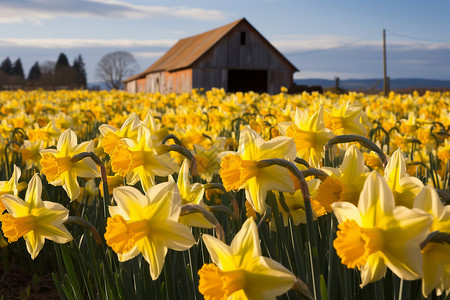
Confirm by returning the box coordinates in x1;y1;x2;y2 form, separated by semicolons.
124;18;298;94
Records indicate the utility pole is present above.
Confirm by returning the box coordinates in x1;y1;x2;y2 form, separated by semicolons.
383;29;389;96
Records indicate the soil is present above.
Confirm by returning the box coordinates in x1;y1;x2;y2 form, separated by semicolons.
0;262;59;300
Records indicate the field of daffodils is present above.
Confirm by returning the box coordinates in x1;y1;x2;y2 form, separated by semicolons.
0;88;448;299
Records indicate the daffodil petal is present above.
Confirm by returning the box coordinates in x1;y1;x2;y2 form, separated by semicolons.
138;238;168;280
231;218;261;266
202;234;235;270
152;220;195;251
360;254;387;287
25;174;44;209
331;201;363;225
358;171;394;227
113;186;149;219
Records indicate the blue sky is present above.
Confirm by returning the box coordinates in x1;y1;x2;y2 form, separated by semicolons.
1;0;450;83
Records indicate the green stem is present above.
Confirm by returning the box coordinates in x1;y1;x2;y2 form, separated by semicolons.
257;158;322;300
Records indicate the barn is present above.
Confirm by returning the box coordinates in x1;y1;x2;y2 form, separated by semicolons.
123;18;298;94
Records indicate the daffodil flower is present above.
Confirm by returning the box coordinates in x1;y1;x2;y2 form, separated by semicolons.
325;101;367;136
0;165;27;212
198;217;296;299
20;140;45;170
219;126;296;214
40;129;100;201
413;185;450;297
276;179;320;226
315;145;369;213
104;181;195;280
193;140;225;182
278;106;335;168
384;148;424;208
177;159;213;228
99;112;140;154
0;174;73;259
110;125;178;192
332;171;432;287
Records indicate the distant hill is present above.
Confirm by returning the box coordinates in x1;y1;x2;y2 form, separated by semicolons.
294;78;450;91
87;81;110;90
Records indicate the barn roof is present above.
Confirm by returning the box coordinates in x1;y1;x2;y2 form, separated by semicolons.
124;18;298;82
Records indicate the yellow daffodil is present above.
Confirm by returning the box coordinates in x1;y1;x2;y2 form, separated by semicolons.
325;101;367;136
219;126;296;214
104;182;195;280
276;179;320;226
437;139;450;163
177;159;213;228
99;174;124;197
332;171;432;287
315;145;369;213
1;174;73;259
198;217;296;299
99;112;140;155
110;125;178;192
413;186;450;297
141;111;169;145
278;106;335;168
384;148;424;208
27;120;60;147
40;129;100;201
193;139;225;183
21;140;45;170
0;165;27;212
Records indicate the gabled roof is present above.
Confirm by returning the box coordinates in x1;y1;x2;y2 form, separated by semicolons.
124;18;297;82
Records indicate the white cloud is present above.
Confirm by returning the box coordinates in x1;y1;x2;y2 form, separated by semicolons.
270;34;450;53
0;38;176;49
133;51;166;58
294;70;376;80
0;0;228;24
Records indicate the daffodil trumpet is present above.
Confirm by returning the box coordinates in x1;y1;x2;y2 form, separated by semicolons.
155;144;197;176
255;158;322;300
325;134;388;168
180;203;225;242
64;216;102;245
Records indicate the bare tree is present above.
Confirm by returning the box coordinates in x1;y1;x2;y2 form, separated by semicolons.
96;51;139;89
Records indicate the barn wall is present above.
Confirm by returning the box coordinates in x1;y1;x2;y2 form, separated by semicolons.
136;78;146;93
167;69;193;94
124;80;136;93
192;68;227;92
191;22;295;94
194;22;294;71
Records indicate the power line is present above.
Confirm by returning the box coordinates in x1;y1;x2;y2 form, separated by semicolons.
292;31;380;55
389;32;450;43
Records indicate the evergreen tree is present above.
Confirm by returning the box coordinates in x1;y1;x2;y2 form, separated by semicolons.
73;54;87;88
12;59;25;79
56;53;70;68
0;57;13;75
55;53;71;86
28;62;42;81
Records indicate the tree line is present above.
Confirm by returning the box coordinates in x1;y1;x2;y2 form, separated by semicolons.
0;53;87;90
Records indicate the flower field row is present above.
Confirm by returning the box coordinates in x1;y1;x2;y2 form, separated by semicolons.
0;88;449;299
